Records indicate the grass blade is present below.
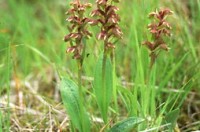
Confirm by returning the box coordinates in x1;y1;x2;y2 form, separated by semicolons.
159;53;188;89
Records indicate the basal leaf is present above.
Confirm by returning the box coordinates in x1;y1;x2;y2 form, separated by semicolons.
60;77;90;132
164;108;180;131
93;55;113;123
108;117;145;132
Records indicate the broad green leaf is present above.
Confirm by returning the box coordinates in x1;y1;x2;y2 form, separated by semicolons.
108;117;145;132
60;77;90;132
93;55;113;123
164;108;180;131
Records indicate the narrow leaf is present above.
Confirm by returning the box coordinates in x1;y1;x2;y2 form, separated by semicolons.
177;79;194;108
159;53;188;89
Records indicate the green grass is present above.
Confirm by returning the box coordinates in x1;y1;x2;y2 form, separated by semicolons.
0;0;200;131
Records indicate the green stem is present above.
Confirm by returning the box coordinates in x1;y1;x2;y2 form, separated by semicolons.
77;39;87;132
146;60;157;118
73;31;85;131
78;40;86;106
77;61;83;104
102;42;108;123
102;48;107;82
77;60;85;132
110;49;118;113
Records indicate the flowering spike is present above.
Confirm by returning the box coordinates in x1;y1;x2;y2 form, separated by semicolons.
143;8;173;68
64;1;92;60
92;0;122;51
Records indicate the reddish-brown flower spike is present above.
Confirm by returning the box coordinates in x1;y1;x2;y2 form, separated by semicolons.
143;8;173;68
92;0;122;51
64;1;92;60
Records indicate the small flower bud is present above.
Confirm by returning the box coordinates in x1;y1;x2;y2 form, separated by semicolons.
73;53;81;59
84;3;92;8
106;42;115;49
66;46;77;53
143;41;155;51
88;19;98;25
97;31;107;40
159;44;169;51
